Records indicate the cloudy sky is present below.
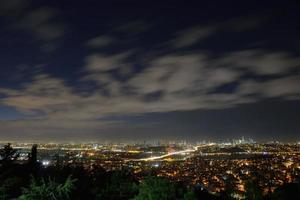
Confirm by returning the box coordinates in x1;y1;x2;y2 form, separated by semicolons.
0;1;299;142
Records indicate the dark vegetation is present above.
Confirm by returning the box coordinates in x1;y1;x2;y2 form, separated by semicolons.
0;144;299;200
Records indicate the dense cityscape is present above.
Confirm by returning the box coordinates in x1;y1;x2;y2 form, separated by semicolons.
1;138;299;199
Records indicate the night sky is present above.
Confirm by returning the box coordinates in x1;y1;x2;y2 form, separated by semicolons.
0;1;299;142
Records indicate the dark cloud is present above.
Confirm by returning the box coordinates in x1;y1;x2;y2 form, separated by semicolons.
113;20;152;35
0;0;29;16
17;7;65;41
86;35;116;48
218;50;300;75
1;48;299;139
0;2;66;53
171;26;217;48
0;1;299;141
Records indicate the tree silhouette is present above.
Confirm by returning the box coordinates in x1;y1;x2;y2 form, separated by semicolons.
0;177;23;200
244;178;263;200
271;182;300;200
183;189;197;200
28;144;38;166
133;176;176;200
18;176;76;200
0;143;19;167
97;170;138;200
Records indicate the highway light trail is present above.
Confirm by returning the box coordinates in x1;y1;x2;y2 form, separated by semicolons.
139;149;196;161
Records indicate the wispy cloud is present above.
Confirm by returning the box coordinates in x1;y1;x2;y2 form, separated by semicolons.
86;35;116;48
0;13;299;139
171;26;217;48
84;52;132;72
1;2;66;52
0;0;29;16
2;47;298;126
170;15;266;48
218;50;300;75
114;20;152;35
17;7;65;41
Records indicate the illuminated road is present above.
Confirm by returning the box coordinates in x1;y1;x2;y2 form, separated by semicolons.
137;144;217;161
139;149;196;161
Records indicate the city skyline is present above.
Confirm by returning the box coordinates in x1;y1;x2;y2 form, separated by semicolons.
0;1;300;142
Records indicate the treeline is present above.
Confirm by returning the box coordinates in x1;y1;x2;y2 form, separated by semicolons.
0;144;299;200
